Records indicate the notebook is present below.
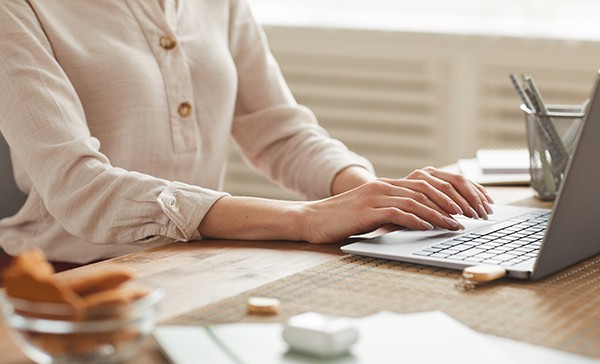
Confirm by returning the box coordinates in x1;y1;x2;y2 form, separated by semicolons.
342;70;600;281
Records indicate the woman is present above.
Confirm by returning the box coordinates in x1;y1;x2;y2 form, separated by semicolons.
0;0;493;266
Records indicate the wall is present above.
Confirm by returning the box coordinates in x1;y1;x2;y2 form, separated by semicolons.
225;26;600;200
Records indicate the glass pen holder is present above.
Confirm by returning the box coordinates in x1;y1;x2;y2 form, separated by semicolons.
521;104;585;201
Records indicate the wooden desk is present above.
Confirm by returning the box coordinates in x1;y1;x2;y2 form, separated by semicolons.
0;186;552;363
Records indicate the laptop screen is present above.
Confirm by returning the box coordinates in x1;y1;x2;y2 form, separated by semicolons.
532;70;600;280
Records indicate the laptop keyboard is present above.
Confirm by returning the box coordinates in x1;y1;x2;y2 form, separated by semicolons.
414;211;550;266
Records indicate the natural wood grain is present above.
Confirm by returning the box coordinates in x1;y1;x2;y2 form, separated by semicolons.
0;186;546;363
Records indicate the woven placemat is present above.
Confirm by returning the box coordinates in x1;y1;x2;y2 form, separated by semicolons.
167;254;600;358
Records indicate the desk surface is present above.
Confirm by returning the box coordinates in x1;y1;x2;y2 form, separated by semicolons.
0;186;553;363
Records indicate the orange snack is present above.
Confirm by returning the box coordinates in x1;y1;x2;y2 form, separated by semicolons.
2;249;83;309
2;249;153;359
84;286;150;309
64;269;134;297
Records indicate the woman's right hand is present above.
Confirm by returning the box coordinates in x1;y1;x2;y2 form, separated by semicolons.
300;170;492;244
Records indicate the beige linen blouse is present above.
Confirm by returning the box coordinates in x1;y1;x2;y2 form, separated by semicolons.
0;0;373;263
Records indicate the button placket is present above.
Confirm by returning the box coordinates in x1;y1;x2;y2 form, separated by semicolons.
125;0;198;153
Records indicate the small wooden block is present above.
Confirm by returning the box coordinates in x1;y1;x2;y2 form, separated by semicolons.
247;296;280;315
462;265;507;283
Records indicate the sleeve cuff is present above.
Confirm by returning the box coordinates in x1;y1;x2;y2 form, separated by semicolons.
156;181;229;241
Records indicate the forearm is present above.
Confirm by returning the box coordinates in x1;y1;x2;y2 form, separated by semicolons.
197;166;375;242
198;196;306;241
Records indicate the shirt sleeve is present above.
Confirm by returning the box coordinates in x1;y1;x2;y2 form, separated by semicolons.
0;1;227;245
228;0;375;200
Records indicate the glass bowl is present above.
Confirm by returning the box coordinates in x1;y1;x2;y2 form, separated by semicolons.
0;284;164;364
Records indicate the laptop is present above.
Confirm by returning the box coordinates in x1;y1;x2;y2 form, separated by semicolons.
342;70;600;281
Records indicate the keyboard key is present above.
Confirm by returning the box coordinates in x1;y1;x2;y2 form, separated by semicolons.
436;241;461;247
494;253;519;261
442;248;464;254
521;237;538;242
413;212;549;263
452;244;474;251
461;248;486;257
471;238;494;244
481;259;504;265
511;233;528;239
454;237;475;242
469;220;521;235
472;252;496;259
515;247;535;253
505;251;523;256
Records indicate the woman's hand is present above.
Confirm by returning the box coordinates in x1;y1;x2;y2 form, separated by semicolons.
405;166;494;219
300;166;494;244
199;166;493;245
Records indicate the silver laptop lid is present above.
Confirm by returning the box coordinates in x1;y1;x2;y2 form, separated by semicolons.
532;70;600;280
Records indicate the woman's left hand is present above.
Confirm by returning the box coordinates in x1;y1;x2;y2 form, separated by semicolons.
405;166;494;220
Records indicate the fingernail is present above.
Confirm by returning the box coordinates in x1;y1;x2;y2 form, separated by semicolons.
477;204;489;220
486;194;495;204
483;201;494;215
449;201;463;215
441;216;459;228
467;206;479;219
420;221;434;230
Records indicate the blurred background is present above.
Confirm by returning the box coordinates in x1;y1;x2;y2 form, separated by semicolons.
223;0;600;199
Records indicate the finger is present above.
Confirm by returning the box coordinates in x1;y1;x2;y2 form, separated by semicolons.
376;208;435;231
470;181;494;215
407;168;483;219
383;197;465;231
472;181;495;205
421;167;494;219
380;178;464;216
370;181;464;228
379;184;450;216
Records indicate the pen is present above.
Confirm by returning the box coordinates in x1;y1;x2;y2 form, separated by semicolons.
524;88;542;114
509;74;534;111
521;76;569;180
522;74;548;114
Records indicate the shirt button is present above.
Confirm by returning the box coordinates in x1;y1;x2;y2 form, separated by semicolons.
177;102;192;117
159;35;177;50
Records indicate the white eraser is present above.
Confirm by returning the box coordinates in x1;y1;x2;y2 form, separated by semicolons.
282;312;359;358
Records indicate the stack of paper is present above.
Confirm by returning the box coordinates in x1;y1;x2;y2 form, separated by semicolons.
153;311;596;364
475;149;530;174
458;148;530;186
